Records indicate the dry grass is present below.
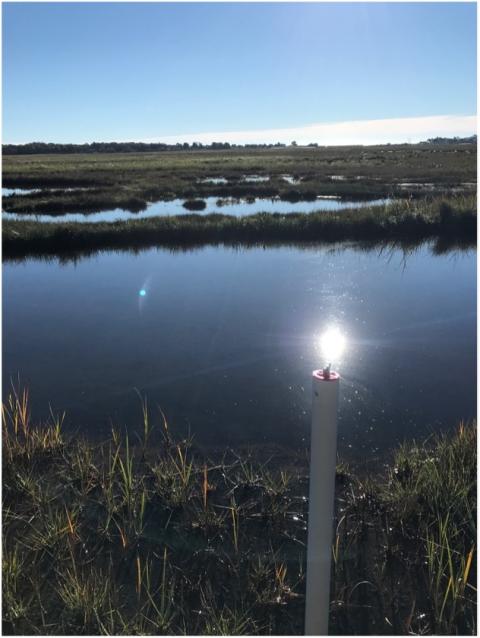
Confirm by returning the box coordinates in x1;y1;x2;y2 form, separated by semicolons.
2;388;476;634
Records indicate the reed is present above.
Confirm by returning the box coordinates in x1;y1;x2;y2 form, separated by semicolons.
3;194;476;259
2;388;476;635
330;421;476;635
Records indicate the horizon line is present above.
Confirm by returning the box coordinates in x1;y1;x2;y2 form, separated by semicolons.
4;114;477;147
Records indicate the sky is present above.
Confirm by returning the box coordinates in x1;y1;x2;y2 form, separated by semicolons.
2;2;477;145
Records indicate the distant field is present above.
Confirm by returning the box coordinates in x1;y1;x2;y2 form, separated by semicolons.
2;143;477;215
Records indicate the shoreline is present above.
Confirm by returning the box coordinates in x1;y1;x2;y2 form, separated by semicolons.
3;389;476;635
3;195;476;259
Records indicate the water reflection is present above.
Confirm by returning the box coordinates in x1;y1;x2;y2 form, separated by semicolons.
3;236;476;275
2;187;39;196
319;327;347;367
3;196;391;224
3;242;475;461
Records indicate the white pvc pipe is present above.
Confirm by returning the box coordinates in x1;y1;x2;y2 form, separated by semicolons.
305;368;340;635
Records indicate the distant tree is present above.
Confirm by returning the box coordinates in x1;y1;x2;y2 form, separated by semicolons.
291;140;298;147
426;135;477;145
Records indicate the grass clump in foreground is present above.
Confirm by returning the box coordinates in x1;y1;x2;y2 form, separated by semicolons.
2;388;476;635
331;422;476;635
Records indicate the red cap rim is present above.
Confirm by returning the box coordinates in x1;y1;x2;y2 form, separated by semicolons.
312;369;340;381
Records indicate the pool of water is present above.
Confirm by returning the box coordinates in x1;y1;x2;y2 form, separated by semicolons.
3;243;476;460
3;196;390;223
2;187;94;198
242;175;270;182
2;187;40;196
282;175;302;184
197;177;229;185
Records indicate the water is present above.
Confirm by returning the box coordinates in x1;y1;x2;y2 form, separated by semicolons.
2;187;93;197
3;196;390;223
197;177;228;184
198;175;301;185
3;243;475;460
282;175;302;184
2;187;39;196
196;176;271;184
242;175;270;182
198;174;302;184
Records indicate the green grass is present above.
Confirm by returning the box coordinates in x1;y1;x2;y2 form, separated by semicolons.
331;422;476;635
2;389;306;635
3;194;476;259
2;388;476;634
2;143;476;213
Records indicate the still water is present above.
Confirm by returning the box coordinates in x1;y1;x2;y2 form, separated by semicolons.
3;196;390;223
3;243;476;459
2;187;39;196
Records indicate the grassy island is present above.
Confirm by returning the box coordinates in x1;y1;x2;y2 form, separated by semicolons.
2;389;476;635
3;194;476;259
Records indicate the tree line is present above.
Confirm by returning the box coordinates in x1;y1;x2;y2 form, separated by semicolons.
426;135;477;145
3;137;475;155
2;141;290;155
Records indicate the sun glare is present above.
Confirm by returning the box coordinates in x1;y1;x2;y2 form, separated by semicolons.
319;327;346;365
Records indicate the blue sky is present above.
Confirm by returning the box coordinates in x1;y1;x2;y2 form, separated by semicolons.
2;2;477;144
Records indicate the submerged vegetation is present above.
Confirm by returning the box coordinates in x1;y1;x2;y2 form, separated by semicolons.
2;389;476;635
3;194;476;258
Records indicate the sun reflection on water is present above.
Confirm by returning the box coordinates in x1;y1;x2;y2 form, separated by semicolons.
318;326;347;367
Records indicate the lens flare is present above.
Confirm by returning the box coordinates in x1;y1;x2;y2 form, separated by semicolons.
139;289;147;297
319;327;346;364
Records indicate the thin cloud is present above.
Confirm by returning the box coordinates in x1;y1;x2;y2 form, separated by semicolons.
143;115;476;146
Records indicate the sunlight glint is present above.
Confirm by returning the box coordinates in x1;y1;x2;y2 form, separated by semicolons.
319;327;346;365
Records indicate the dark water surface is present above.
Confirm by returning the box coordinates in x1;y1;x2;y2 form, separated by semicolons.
3;243;476;460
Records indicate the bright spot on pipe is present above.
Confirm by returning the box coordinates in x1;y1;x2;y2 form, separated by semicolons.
320;327;346;364
139;289;147;297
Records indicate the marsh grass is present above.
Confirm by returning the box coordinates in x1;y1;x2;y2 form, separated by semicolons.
3;194;476;259
183;199;207;211
2;391;306;635
2;389;476;635
330;422;476;635
2;144;476;213
2;188;149;215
